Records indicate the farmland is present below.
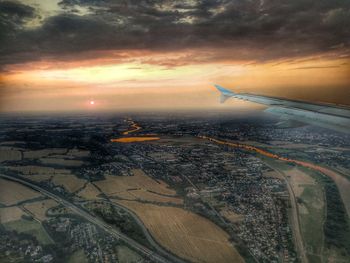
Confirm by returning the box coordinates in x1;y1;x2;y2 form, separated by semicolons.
77;183;101;200
288;168;325;263
5;165;71;175
51;174;86;193
3;219;53;245
117;200;244;263
0;207;26;224
0;179;41;206
95;169;176;196
40;157;84;167
117;246;142;263
0;147;22;162
110;189;183;205
23;148;67;159
67;250;88;263
23;199;59;221
286;168;316;198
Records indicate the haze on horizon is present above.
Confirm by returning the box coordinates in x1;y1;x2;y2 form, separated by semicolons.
0;0;349;113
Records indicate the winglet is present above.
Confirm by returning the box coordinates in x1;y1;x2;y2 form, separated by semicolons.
214;84;235;103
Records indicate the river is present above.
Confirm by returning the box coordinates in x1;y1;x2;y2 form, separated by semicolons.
199;135;350;217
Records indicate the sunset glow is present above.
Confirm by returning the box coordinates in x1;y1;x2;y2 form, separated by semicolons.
0;0;349;112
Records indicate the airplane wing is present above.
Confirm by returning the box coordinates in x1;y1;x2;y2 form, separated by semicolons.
214;84;350;134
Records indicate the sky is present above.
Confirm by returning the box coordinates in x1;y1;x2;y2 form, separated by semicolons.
0;0;349;112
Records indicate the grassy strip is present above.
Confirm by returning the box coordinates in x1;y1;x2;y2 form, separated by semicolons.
316;173;350;254
91;204;151;248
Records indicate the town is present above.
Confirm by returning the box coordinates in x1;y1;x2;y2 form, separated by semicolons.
1;113;350;263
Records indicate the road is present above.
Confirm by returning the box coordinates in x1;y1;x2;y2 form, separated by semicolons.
263;163;308;263
80;200;186;263
0;173;173;263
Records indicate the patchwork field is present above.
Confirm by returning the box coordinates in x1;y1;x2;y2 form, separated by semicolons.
52;174;86;193
111;189;183;205
67;148;90;157
4;219;53;245
23;148;67;159
0;179;41;205
0;141;26;146
6;165;72;182
77;183;101;200
117;246;142;263
328;171;350;217
284;168;325;263
298;183;325;263
286;168;316;198
0;147;22;162
40;157;84;167
117;200;244;263
0;207;26;224
95;169;176;196
67;250;88;263
6;165;71;175
23;148;89;160
24;199;59;221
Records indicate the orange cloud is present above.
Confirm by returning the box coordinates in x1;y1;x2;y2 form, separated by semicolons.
1;51;349;112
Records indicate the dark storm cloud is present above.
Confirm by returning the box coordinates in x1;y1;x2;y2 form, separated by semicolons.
0;1;36;41
0;0;34;17
0;0;350;68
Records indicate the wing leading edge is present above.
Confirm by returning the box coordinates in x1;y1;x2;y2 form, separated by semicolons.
214;84;350;134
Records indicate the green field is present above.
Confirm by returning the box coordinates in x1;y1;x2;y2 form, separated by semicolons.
317;172;350;261
0;255;23;263
67;250;88;263
259;156;295;171
3;218;53;245
264;157;350;263
298;182;325;263
260;157;326;263
298;167;350;262
117;246;142;263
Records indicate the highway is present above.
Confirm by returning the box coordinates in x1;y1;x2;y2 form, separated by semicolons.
0;173;173;263
80;200;186;263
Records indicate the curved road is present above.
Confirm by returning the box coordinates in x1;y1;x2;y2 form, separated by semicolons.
80;200;186;263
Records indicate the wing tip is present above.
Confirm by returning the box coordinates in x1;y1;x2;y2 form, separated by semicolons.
214;84;235;95
214;84;234;103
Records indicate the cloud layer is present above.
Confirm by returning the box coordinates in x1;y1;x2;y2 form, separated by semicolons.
0;0;349;69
